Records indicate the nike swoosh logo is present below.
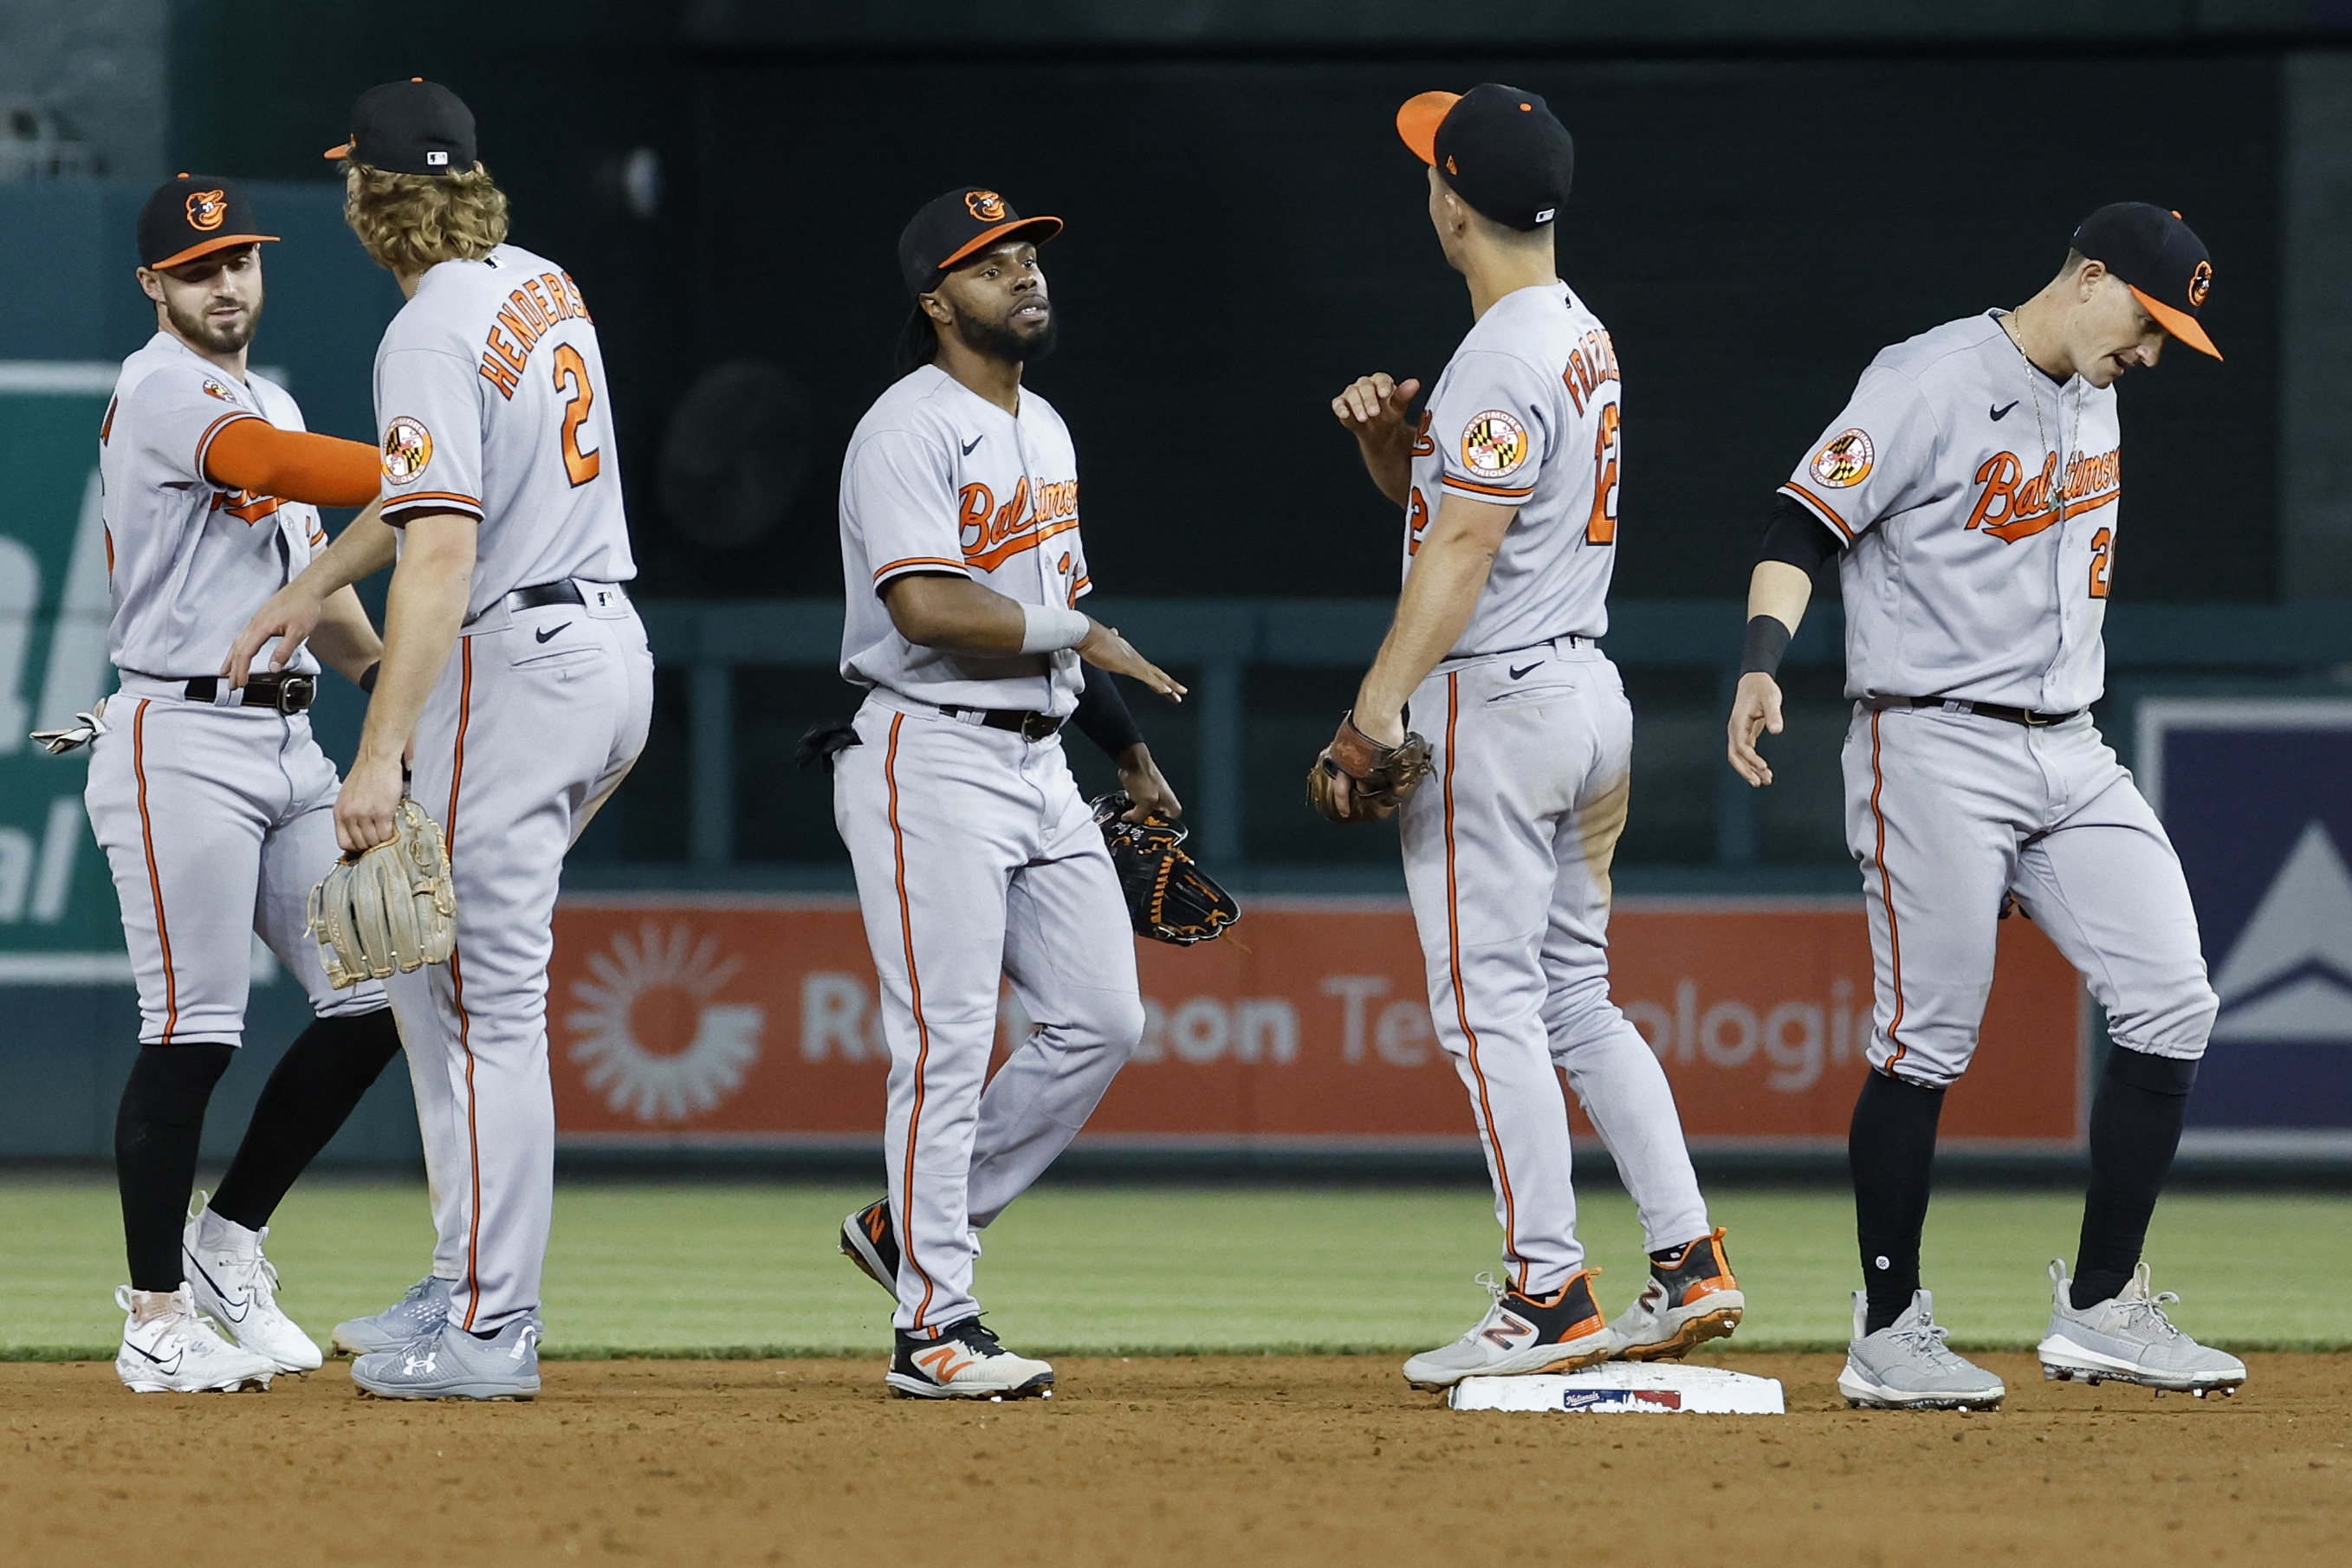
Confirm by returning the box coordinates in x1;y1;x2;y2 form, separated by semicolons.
129;1342;185;1374
1990;400;2018;421
961;435;983;455
186;1256;249;1320
1508;662;1542;680
535;623;569;644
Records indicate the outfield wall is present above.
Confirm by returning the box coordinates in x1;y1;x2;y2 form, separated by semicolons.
548;898;2083;1157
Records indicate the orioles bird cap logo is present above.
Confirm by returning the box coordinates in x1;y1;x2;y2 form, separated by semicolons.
966;190;1007;222
186;189;228;231
2188;258;2213;308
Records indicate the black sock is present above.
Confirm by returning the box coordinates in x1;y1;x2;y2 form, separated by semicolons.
209;1008;404;1231
115;1042;236;1292
2073;1047;2198;1309
1850;1068;1947;1335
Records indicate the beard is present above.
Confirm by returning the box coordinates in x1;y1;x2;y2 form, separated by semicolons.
958;303;1057;366
166;294;259;354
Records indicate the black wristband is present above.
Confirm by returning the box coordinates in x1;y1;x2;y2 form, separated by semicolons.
358;661;380;694
1072;661;1145;760
1740;615;1792;678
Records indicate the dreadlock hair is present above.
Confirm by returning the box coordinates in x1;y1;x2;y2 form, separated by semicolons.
895;303;942;378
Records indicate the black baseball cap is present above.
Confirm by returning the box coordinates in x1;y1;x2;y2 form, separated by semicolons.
898;187;1063;298
323;78;477;175
2072;202;2220;360
1396;84;1575;232
138;175;278;270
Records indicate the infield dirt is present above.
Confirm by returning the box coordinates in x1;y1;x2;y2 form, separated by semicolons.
3;1352;2346;1565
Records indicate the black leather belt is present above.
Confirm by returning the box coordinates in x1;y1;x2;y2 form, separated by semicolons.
184;672;315;713
1902;696;2081;728
509;580;586;612
943;705;1065;742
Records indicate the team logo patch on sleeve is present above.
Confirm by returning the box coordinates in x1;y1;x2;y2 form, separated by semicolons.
200;378;236;402
1810;428;1875;488
1461;410;1529;479
380;416;433;484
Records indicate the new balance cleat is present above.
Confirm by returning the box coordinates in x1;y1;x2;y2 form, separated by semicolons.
181;1195;322;1373
113;1285;276;1395
1610;1227;1745;1362
1838;1289;2005;1410
2037;1260;2247;1397
351;1314;541;1401
1403;1270;1618;1390
331;1275;452;1357
839;1199;898;1297
886;1318;1053;1401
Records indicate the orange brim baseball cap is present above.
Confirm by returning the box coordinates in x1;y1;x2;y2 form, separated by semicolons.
2074;203;2222;360
139;175;278;270
1394;84;1575;232
898;186;1063;296
1396;90;1460;165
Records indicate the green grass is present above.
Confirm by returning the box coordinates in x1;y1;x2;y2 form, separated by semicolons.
5;1179;2346;1359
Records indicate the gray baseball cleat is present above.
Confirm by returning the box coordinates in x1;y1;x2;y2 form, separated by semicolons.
2038;1260;2247;1397
1837;1289;2006;1410
1402;1271;1618;1390
351;1313;541;1401
332;1275;452;1357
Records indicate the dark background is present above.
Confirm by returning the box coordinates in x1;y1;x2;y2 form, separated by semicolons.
163;10;2283;606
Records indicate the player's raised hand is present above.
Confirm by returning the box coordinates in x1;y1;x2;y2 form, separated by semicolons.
221;580;327;689
1079;621;1186;703
1330;373;1422;442
1726;671;1785;787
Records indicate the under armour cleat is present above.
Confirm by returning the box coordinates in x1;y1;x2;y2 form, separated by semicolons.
332;1275;452;1357
2037;1260;2247;1397
113;1285;276;1395
1610;1227;1745;1362
886;1317;1053;1401
1838;1289;2005;1410
351;1314;541;1401
839;1199;898;1297
1403;1270;1618;1390
181;1195;322;1373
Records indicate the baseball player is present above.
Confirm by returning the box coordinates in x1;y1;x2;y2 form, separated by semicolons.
1727;204;2246;1408
70;176;405;1394
1323;87;1740;1391
225;80;651;1400
825;186;1186;1400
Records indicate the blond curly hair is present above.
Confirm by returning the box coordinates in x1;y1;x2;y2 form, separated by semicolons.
342;159;510;274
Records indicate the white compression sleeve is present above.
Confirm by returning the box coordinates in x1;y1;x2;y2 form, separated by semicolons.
1018;603;1092;655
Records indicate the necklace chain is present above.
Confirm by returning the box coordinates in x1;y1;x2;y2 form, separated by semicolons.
2001;313;2080;526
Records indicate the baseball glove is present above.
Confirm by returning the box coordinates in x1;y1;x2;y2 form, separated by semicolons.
307;798;457;989
1092;792;1241;946
1306;711;1432;823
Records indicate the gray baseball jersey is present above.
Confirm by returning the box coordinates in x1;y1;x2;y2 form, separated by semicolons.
1781;310;2122;713
99;333;327;677
372;243;636;613
1405;282;1622;657
838;364;1092;716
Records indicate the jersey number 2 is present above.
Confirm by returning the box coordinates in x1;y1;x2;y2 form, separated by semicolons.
553;343;601;487
2090;526;2112;599
1586;401;1621;544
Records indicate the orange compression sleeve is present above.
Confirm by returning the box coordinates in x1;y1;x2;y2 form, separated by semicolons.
204;419;382;508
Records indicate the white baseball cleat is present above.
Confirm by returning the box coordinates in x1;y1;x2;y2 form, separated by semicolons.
113;1285;277;1395
332;1275;453;1357
2037;1260;2247;1397
1402;1270;1618;1390
351;1314;542;1401
181;1195;322;1373
886;1319;1054;1401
